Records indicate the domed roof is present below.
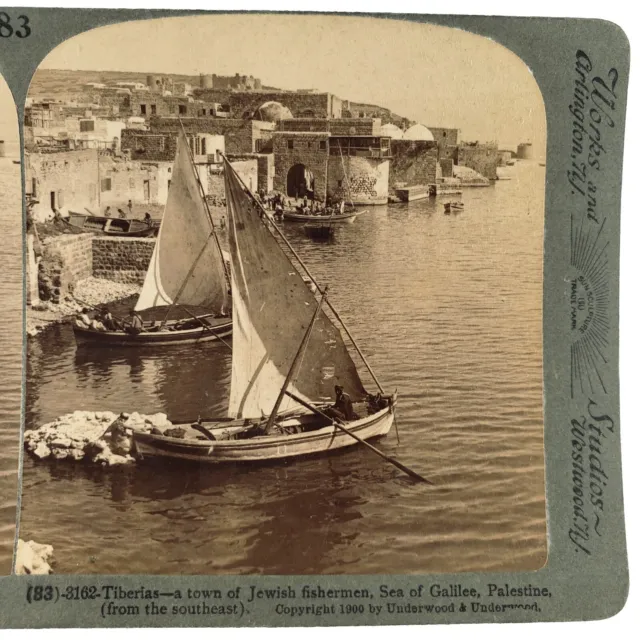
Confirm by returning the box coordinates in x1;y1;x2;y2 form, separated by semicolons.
254;101;293;122
402;124;435;141
381;123;403;139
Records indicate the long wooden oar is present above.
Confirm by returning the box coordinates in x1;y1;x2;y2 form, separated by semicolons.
177;305;233;351
284;390;432;484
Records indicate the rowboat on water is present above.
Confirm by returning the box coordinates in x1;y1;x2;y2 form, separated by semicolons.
282;209;365;223
444;201;464;214
133;155;405;469
304;222;335;240
65;213;157;237
73;130;231;347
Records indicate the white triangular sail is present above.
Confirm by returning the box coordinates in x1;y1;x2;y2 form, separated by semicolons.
135;133;228;314
223;157;366;419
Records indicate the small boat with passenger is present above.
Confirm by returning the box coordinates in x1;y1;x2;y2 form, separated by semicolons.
73;130;232;347
132;156;425;478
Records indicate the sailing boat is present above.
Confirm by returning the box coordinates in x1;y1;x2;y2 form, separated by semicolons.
133;156;399;464
73;133;232;347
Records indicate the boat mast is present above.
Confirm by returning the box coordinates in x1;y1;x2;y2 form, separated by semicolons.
264;287;329;432
223;156;385;395
337;139;354;208
178;118;231;288
159;122;230;326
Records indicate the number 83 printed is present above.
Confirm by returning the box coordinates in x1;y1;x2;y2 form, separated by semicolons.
0;12;31;38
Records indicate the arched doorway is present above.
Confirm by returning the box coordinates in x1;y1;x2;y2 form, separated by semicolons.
286;164;315;199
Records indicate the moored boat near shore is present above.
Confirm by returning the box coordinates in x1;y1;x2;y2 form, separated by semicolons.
134;404;395;462
65;213;157;237
132;156;420;477
73;130;231;347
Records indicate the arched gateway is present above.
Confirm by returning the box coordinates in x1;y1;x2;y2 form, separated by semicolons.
286;164;315;199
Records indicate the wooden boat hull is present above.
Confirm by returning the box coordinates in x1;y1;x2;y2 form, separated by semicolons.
304;224;334;239
133;406;394;463
73;317;232;347
66;213;157;237
283;210;365;223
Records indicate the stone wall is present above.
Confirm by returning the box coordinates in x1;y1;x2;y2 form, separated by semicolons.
326;156;389;205
277;118;381;135
272;133;329;201
440;158;454;178
98;156;162;207
92;236;155;284
389;140;439;187
458;144;498;180
227;153;274;193
121;130;175;161
38;234;93;302
428;127;460;147
148;117;273;154
26;150;100;221
128;95;219;120
228;92;333;119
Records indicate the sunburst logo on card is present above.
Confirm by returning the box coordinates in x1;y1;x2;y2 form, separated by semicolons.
569;215;610;397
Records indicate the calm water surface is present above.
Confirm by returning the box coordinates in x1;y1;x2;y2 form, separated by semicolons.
0;158;22;573
21;162;547;575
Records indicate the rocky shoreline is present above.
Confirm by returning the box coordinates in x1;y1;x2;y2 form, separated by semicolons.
24;410;174;466
27;277;140;337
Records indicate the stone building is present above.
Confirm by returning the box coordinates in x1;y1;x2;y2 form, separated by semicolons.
427;127;460;147
147;116;275;155
223;92;343;120
517;142;534;159
199;73;262;91
272;123;392;205
26;150;101;221
25;149;170;221
458;143;499;181
389;140;440;188
26;117;127;153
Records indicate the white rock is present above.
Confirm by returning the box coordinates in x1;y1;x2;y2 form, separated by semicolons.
15;540;54;575
32;441;50;459
25;409;167;467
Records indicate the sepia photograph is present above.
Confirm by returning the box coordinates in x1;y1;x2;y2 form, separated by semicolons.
16;13;547;576
0;71;21;575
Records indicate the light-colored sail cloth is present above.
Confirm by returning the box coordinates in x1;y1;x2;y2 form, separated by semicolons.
223;158;366;419
135;134;228;314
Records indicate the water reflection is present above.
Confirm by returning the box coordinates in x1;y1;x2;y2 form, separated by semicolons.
21;163;547;575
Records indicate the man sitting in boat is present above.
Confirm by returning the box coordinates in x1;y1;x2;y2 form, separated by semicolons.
75;308;92;329
98;307;119;331
124;309;145;335
325;385;358;422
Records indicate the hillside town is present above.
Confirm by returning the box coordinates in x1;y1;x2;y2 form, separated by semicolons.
23;70;533;225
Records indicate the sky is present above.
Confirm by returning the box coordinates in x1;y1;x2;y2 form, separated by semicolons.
37;13;546;152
